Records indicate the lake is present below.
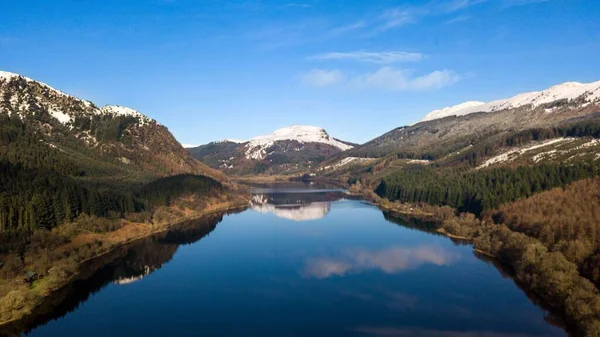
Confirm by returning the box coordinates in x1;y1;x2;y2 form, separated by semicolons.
8;185;567;336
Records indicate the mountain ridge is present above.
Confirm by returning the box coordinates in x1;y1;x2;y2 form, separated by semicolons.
0;70;220;181
188;125;355;175
421;79;600;122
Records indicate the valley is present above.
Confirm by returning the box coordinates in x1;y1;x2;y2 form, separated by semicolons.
1;72;600;336
3;1;600;336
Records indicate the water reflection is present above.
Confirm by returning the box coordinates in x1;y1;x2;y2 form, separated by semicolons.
5;188;569;337
250;195;331;221
302;245;459;279
3;211;231;336
249;189;345;221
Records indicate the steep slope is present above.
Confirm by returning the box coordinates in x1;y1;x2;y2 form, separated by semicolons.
0;70;235;234
421;80;600;122
345;79;600;162
189;125;355;175
0;71;219;182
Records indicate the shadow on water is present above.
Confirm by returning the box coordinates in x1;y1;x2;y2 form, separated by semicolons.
2;210;242;337
382;211;573;336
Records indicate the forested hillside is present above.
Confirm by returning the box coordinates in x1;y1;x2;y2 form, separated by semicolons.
375;162;599;216
0;72;231;234
490;177;600;287
0;72;219;182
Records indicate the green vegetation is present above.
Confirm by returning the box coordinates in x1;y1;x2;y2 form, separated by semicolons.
490;177;600;287
375;162;599;216
347;117;600;168
427;211;600;337
0;164;223;233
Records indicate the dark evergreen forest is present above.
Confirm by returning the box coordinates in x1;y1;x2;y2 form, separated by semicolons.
375;162;599;216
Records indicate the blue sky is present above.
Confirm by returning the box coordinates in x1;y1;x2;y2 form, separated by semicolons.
1;0;599;145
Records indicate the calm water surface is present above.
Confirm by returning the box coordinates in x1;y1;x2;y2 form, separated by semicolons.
12;185;566;336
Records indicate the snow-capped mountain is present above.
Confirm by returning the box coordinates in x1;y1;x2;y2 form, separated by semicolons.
245;125;353;160
0;70;217;180
188;125;355;175
347;78;600;161
421;80;600;122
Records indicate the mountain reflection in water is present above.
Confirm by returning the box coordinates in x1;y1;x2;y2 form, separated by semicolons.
249;188;345;221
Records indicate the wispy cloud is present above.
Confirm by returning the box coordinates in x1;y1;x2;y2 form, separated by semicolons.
365;0;487;35
285;3;312;9
302;67;460;91
352;67;461;91
301;69;344;87
310;51;424;64
327;21;367;37
502;0;551;7
377;8;416;32
445;15;471;24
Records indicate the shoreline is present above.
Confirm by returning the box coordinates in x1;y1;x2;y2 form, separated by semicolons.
0;200;249;328
358;189;584;336
1;186;587;336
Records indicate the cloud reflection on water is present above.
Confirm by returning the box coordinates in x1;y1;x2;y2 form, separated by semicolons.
302;245;459;279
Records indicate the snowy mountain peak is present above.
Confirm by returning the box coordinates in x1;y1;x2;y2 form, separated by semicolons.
0;71;20;80
0;70;76;100
420;79;600;122
0;70;155;128
253;125;328;141
100;105;155;126
245;125;353;160
422;101;485;122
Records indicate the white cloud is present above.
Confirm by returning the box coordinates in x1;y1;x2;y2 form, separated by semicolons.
352;67;461;90
502;0;551;7
327;21;367;37
302;67;460;91
285;3;312;9
301;69;344;87
445;15;471;24
378;8;416;32
311;51;424;64
367;0;487;34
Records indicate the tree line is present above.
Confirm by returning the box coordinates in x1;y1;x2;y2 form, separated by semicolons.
375;162;599;216
0;161;222;233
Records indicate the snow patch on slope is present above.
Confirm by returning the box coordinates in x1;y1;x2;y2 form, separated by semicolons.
478;138;575;169
1;71;155;129
0;70;87;103
49;107;72;125
100;105;154;125
421;80;600;122
245;125;353;160
421;101;485;122
325;157;374;170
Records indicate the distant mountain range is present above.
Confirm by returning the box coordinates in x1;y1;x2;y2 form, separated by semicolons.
340;79;600;164
185;78;600;178
188;125;355;175
421;80;600;122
